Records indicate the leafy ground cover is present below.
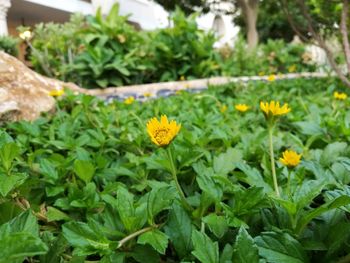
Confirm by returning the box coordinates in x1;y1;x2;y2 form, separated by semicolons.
0;78;350;262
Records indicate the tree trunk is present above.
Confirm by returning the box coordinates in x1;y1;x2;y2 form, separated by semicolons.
238;0;259;50
340;0;350;74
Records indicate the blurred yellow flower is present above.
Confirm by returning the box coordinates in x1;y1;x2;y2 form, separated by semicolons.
147;115;181;146
19;30;32;40
49;89;64;97
267;74;276;82
279;149;302;167
288;64;296;73
220;105;228;113
258;71;265;76
124;96;135;105
235;104;249;112
260;101;291;117
180;76;185;81
143;92;152;97
334;91;347;100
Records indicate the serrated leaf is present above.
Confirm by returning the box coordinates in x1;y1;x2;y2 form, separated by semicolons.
74;160;95;184
191;230;219;263
213;148;242;175
137;229;168;254
0;232;48;263
164;203;192;258
62;221;110;256
0;172;28;197
233;227;259;263
203;214;228;239
255;231;309;263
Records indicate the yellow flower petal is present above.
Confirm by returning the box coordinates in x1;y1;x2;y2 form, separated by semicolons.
235;104;249;112
146;115;181;147
124;96;135;105
49;89;64;97
333;91;347;100
279;150;302;167
260;100;290;118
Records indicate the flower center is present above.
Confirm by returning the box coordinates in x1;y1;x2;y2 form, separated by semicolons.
154;128;170;145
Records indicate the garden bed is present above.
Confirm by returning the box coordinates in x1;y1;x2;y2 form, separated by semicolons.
0;77;349;262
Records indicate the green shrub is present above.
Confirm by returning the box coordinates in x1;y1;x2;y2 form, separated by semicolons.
27;4;318;89
0;36;19;56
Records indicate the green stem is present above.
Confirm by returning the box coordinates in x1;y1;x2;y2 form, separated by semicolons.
268;126;280;197
117;225;158;249
166;147;193;212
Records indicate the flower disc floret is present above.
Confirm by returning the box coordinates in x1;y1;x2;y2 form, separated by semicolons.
260;100;291;117
147;115;181;146
235;104;249;112
279;150;302;167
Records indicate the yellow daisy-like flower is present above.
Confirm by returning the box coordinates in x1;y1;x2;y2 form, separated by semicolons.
267;74;276;82
288;64;296;73
334;91;347;100
279;149;302;168
124;96;135;105
260;101;291;117
146;115;181;146
235;104;249;112
143;92;152;98
220;105;228;113
49;89;64;97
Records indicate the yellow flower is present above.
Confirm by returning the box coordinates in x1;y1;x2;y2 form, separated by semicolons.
279;149;302;167
19;30;32;41
258;71;265;76
267;74;276;82
49;89;64;97
143;92;152;97
334;91;347;100
288;64;296;73
235;104;249;112
146;115;181;146
180;76;185;81
124;96;135;105
220;105;228;113
260;101;291;117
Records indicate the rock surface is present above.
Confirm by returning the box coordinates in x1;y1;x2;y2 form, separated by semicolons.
0;51;81;122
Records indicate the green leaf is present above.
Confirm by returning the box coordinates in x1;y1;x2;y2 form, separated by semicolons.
137;229;168;254
0;232;48;263
296;195;350;234
0;172;28;197
62;221;111;256
46;207;70;222
203;214;228;239
0;142;19;172
131;244;161;263
193;161;223;201
147;185;176;224
255;231;309;263
164;203;192;258
74;160;95;184
232;227;259;263
213;148;242;176
191;230;219;263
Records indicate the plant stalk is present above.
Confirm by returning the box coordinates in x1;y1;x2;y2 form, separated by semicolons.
166;147;192;212
268;126;280;197
117;225;158;249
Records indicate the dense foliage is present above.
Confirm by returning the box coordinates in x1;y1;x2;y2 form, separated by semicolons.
0;36;19;56
1;77;350;262
28;5;316;89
